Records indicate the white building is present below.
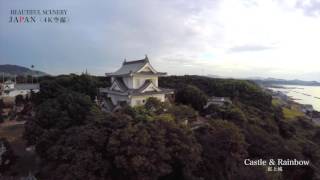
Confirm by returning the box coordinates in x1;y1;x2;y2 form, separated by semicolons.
100;56;174;108
204;96;232;109
0;80;39;98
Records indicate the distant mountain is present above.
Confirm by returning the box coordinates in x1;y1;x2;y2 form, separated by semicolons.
206;74;222;79
206;75;320;86
0;64;48;77
251;77;320;86
245;76;265;80
206;74;235;79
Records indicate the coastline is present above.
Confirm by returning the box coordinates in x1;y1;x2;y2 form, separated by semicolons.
265;85;320;125
266;84;320;112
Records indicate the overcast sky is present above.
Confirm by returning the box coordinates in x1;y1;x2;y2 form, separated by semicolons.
1;0;320;81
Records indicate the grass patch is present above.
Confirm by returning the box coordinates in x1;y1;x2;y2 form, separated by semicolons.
272;98;282;107
283;107;305;120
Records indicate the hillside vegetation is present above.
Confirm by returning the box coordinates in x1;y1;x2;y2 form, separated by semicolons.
12;75;320;180
0;64;47;77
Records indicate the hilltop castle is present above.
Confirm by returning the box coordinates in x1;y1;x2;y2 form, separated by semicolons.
99;56;174;109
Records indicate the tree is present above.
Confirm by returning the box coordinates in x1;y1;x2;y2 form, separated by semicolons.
108;119;202;180
194;120;248;180
24;91;93;149
159;75;272;111
23;74;320;180
35;112;202;180
0;100;4;123
35;80;65;105
0;138;15;173
15;94;25;106
145;97;166;114
168;105;197;124
175;85;207;111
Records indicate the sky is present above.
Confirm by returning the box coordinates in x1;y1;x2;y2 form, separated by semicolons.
1;0;320;81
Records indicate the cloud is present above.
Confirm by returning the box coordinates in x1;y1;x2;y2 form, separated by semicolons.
241;0;258;8
0;0;320;81
295;0;320;16
228;44;275;53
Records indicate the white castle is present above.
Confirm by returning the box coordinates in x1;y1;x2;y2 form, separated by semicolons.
99;56;174;109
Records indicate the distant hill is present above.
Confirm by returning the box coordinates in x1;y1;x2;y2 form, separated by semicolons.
206;74;222;79
205;75;320;86
206;74;320;86
252;77;320;86
0;64;48;77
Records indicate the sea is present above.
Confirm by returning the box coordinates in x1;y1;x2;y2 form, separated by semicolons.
269;85;320;111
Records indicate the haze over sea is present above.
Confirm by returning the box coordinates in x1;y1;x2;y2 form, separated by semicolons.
271;85;320;111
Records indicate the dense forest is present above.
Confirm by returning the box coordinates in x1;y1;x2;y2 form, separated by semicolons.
5;74;320;179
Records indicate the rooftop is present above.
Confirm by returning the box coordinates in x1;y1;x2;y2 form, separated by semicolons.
106;56;149;76
105;78;173;95
106;56;167;77
15;83;39;90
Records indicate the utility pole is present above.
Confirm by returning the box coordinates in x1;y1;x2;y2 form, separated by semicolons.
31;65;34;84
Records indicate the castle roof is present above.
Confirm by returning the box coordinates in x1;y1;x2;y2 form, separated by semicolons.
106;56;167;77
